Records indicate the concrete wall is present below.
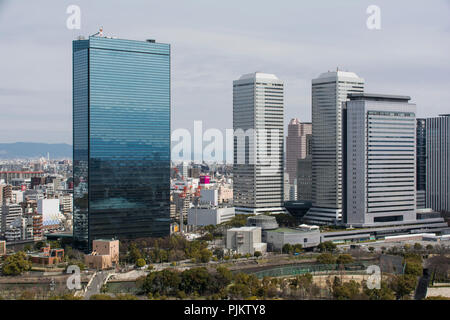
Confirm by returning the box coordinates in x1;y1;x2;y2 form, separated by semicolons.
265;230;321;250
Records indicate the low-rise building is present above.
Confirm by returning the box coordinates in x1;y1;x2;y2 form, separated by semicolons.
218;185;233;204
187;207;235;226
1;203;22;236
30;246;64;265
84;239;119;270
226;226;267;255
265;228;321;251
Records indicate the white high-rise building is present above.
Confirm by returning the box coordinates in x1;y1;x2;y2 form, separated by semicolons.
304;70;364;225
345;93;417;227
233;72;285;214
426;114;450;212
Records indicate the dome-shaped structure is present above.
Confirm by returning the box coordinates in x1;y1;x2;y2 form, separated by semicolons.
246;215;279;230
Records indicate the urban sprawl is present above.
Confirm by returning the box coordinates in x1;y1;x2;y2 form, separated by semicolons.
0;31;449;301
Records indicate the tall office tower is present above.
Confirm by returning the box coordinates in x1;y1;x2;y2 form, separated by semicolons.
286;118;312;185
426;114;450;212
345;94;417;227
297;155;312;201
73;33;171;251
304;70;364;225
416;119;427;209
233;72;285;214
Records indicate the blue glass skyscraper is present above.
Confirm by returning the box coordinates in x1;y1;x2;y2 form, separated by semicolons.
73;34;170;251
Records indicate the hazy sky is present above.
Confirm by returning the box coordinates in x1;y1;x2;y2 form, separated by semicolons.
0;0;449;144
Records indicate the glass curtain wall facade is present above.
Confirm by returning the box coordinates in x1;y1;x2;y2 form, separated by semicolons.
426;115;450;212
73;36;170;251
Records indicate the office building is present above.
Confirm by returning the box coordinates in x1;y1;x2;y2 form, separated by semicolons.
304;70;364;225
345;93;417;227
1;203;22;236
286;118;312;185
73;33;171;250
233;72;284;214
426;114;450;212
60;194;73;213
416;118;427;209
297;155;313;201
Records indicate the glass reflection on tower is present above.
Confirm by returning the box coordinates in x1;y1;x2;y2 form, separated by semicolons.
73;35;170;251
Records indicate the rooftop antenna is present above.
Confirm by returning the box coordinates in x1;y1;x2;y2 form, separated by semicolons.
91;27;104;37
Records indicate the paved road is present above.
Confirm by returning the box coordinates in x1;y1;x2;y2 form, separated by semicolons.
84;271;110;300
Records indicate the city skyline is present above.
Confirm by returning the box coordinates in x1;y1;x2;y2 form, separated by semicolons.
1;0;450;144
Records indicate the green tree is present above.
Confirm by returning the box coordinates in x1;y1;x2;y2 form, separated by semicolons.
136;258;146;268
199;248;212;263
89;294;113;300
282;244;293;254
115;293;138;300
141;269;181;296
364;281;396;300
176;290;187;299
336;254;354;265
215;266;233;289
290;273;313;289
48;293;83;300
316;253;336;265
390;274;418;300
180;267;214;295
228;283;250;299
2;251;32;276
404;260;422;277
232;272;261;297
127;243;142;264
254;251;262;258
318;241;337;252
332;278;361;300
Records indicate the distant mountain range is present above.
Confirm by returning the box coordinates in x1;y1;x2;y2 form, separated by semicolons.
0;142;72;159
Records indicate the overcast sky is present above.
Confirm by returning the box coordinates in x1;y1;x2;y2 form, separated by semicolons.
0;0;449;145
